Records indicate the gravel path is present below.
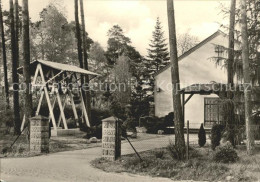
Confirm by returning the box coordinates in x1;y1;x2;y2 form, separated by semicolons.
0;134;197;182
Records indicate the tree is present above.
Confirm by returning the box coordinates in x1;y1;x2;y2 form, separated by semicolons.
14;0;19;67
106;25;131;65
167;0;185;160
241;0;254;155
147;17;169;72
198;123;206;147
0;0;10;108
79;0;91;124
22;0;32;128
225;0;236;147
114;55;132;106
36;5;75;63
177;31;198;55
9;0;20;134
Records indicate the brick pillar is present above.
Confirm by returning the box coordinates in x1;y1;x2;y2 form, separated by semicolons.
30;115;49;153
102;117;121;161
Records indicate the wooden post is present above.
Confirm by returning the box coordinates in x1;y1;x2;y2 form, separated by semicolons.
182;93;185;126
56;89;68;129
38;63;57;130
186;120;189;160
57;95;67;127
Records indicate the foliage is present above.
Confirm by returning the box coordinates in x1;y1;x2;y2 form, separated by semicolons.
164;112;174;127
211;124;224;150
153;150;165;159
213;142;239;163
91;108;111;126
129;98;150;122
30;4;93;64
198;124;206;147
177;31;199;55
0;109;14;134
167;141;185;160
147;17;170;72
142;116;164;134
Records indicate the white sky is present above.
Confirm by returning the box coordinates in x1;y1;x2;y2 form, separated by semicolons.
2;0;230;56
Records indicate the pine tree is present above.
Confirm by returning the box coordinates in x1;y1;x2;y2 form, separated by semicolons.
147;17;169;73
0;0;10;108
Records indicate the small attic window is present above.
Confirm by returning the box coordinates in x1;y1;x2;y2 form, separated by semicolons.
215;45;224;55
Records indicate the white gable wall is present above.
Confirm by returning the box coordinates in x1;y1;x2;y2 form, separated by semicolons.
154;32;229;128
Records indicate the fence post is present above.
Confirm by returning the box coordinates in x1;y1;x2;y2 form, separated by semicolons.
186;120;189;160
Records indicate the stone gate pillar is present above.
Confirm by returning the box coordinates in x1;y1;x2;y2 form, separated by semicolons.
102;116;121;161
30;115;49;153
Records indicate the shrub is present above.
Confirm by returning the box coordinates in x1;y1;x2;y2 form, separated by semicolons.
167;141;185;160
0;109;14;134
198;123;206;147
154;150;165;159
164;112;174;127
143;116;164;134
213;142;239;163
211;124;224;150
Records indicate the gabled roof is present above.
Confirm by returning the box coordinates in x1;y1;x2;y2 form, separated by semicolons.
18;60;100;79
154;30;226;77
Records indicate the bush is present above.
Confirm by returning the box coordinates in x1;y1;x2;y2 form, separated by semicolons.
0;109;14;134
211;124;224;150
143;116;164;134
154;150;165;159
167;141;185;160
198;123;206;147
213;142;239;163
164;112;174;127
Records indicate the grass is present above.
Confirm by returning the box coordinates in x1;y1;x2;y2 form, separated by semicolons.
0;132;101;158
92;145;260;181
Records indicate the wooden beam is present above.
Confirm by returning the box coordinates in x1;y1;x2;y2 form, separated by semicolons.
80;89;90;127
35;91;44;115
38;64;57;130
56;88;68;129
184;94;194;105
69;91;79;120
32;64;40;85
57;95;67;127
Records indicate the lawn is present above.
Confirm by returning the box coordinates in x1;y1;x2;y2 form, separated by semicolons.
0;132;101;158
92;144;260;181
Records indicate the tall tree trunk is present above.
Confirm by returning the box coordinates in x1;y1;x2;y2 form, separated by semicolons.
79;0;91;125
10;0;20;135
0;0;10;109
241;0;254;155
228;0;236;86
226;0;236;146
14;0;19;67
22;0;32;127
75;0;86;127
167;0;185;160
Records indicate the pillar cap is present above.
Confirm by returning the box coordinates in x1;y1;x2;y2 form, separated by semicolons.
102;116;120;122
30;115;49;120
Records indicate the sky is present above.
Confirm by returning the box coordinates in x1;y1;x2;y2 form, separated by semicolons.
2;0;230;56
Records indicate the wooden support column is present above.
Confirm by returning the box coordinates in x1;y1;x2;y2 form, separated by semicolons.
182;92;185;127
56;88;68;129
58;95;67;127
35;91;44;116
80;89;90;127
69;91;78;120
38;63;57;130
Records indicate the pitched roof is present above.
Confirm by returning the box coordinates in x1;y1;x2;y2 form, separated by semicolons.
18;60;100;79
154;30;226;77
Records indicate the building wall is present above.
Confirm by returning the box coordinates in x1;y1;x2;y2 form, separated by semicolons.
154;32;232;129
